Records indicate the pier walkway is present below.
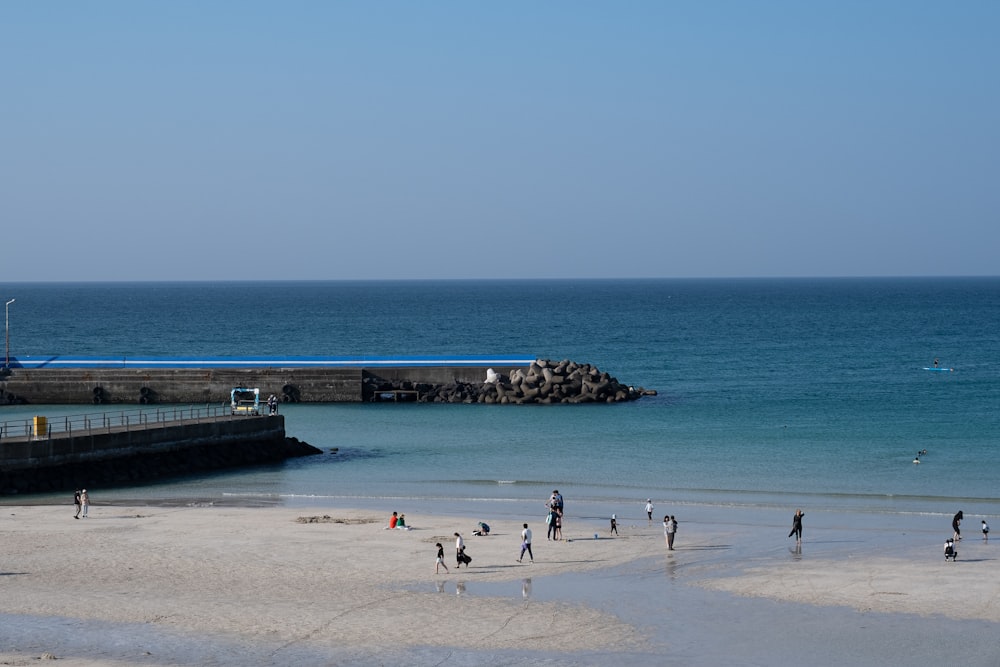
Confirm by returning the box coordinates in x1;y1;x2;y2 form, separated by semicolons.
0;405;253;442
0;405;292;495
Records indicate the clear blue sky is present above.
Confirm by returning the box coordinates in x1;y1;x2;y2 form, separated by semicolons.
3;2;998;281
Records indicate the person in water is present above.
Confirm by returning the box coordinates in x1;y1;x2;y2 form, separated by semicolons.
953;510;964;541
788;509;804;542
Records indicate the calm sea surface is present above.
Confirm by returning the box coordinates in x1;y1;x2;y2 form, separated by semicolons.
2;278;998;519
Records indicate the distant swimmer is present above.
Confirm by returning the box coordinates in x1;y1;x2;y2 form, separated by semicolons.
934;358;940;368
913;455;921;464
920;449;928;455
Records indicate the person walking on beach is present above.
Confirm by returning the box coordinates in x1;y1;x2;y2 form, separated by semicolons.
983;519;990;542
519;523;534;563
547;505;559;540
80;489;90;518
435;543;449;574
788;509;804;542
664;515;677;550
73;489;82;519
455;532;466;568
610;513;618;535
953;510;963;541
645;499;654;524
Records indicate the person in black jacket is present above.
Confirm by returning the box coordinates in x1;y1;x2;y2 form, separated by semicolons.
788;509;804;542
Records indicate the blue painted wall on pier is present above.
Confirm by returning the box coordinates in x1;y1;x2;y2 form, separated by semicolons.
9;355;536;370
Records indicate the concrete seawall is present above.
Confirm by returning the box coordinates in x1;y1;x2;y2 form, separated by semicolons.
0;364;527;405
0;413;319;494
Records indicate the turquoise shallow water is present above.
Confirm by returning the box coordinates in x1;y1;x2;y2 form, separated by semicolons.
2;278;998;517
2;279;999;666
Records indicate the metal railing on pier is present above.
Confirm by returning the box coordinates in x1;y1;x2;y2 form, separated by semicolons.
0;404;256;441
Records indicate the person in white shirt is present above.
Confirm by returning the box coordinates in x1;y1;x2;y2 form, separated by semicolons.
454;532;467;568
645;499;654;524
519;523;534;563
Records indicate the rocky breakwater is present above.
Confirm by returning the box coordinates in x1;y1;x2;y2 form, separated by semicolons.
366;359;656;404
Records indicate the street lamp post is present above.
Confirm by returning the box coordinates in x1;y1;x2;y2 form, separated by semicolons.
5;298;14;369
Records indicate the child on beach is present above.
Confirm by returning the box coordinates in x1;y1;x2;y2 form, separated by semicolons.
610;513;618;535
944;538;957;561
435;543;449;573
983;520;990;541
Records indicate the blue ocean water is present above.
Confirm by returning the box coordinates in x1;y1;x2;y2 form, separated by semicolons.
3;278;998;518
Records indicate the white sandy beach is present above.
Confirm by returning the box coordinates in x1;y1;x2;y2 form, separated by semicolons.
2;502;998;666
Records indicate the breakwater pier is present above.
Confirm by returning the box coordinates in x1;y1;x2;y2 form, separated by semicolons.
0;355;536;405
0;355;652;405
0;406;319;495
